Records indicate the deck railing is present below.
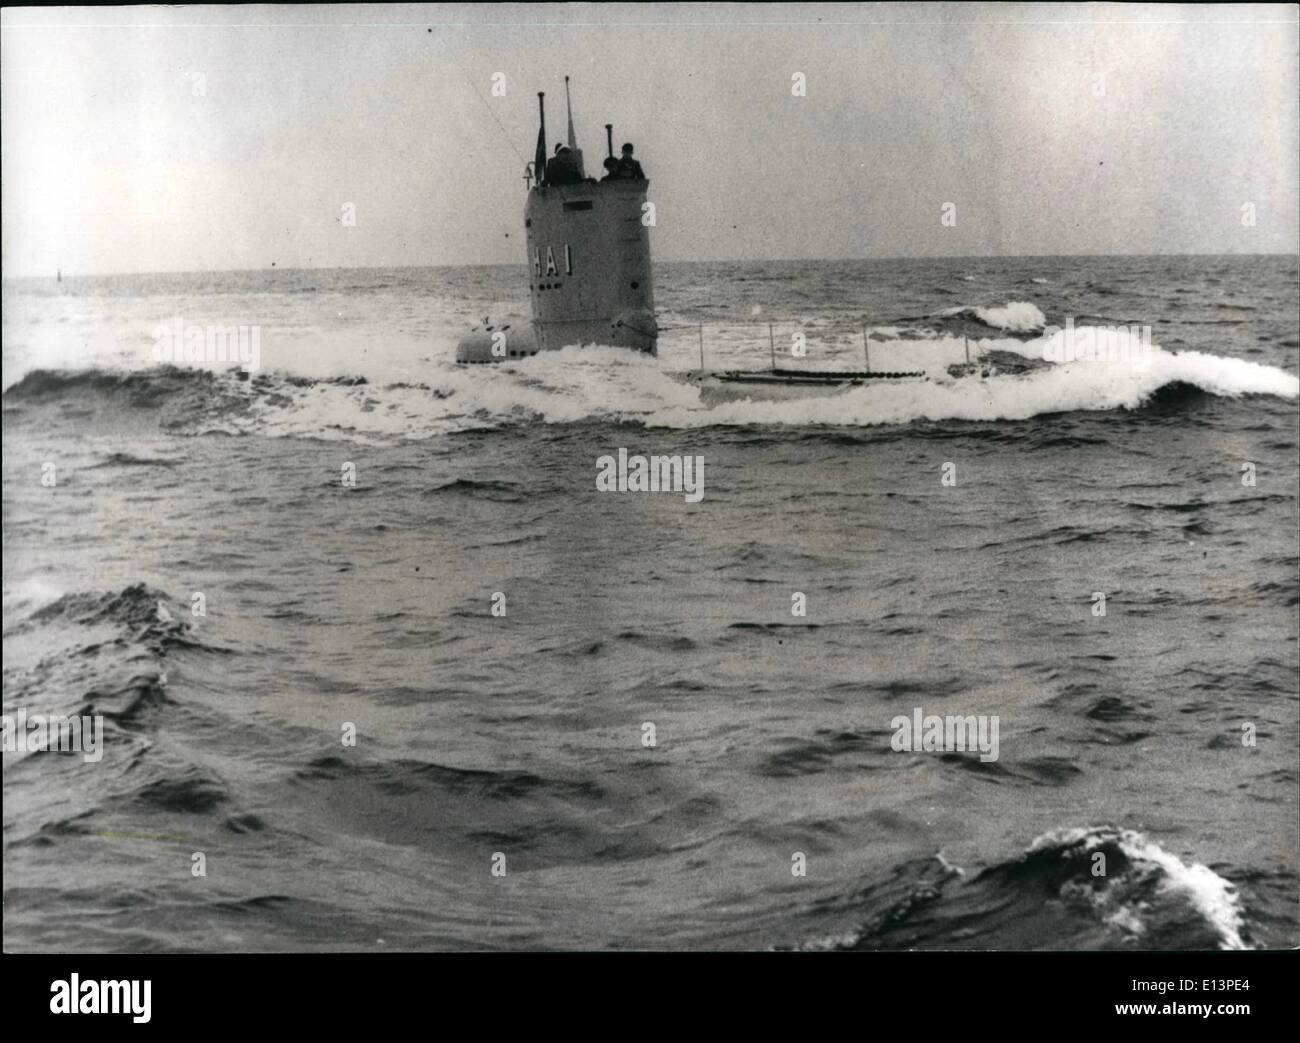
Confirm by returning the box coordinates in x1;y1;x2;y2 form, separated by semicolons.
655;320;972;373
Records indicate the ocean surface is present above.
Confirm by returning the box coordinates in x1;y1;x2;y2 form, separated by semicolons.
3;255;1298;951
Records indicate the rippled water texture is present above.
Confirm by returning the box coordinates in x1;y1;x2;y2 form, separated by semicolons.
3;255;1297;950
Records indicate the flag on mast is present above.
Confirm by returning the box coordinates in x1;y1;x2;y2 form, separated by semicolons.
534;93;547;186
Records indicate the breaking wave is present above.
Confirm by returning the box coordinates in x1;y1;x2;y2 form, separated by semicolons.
799;826;1249;950
940;300;1048;332
1;583;212;773
4;321;1296;442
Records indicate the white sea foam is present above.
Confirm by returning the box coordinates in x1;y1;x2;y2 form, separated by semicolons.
1129;836;1248;951
939;300;1047;332
651;339;1297;430
1031;826;1248;950
7;283;1297;441
161;329;1300;442
1;576;68;618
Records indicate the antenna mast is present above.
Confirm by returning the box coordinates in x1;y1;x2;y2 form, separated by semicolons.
564;76;577;149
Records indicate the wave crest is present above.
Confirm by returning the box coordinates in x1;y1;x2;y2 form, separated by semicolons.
801;826;1249;951
5;327;1296;441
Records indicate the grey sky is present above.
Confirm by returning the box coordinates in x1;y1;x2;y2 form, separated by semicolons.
2;2;1297;275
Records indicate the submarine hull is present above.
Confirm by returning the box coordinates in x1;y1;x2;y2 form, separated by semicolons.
678;368;928;404
455;322;540;364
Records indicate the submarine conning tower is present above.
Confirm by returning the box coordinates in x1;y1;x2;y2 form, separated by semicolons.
456;80;657;363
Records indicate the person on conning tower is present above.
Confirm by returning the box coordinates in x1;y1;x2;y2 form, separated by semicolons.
600;156;620;181
616;142;646;180
546;142;582;185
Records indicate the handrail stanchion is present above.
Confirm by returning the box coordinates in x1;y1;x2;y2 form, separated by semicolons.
863;325;870;373
769;323;775;371
698;325;704;370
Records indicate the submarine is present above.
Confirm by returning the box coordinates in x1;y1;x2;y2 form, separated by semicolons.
456;79;656;363
455;80;985;398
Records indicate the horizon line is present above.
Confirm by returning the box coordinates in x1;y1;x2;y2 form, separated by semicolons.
6;250;1299;281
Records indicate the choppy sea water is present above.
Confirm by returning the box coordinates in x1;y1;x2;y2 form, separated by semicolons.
2;255;1297;951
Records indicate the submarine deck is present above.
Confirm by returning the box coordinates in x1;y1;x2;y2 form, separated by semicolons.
712;368;926;385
